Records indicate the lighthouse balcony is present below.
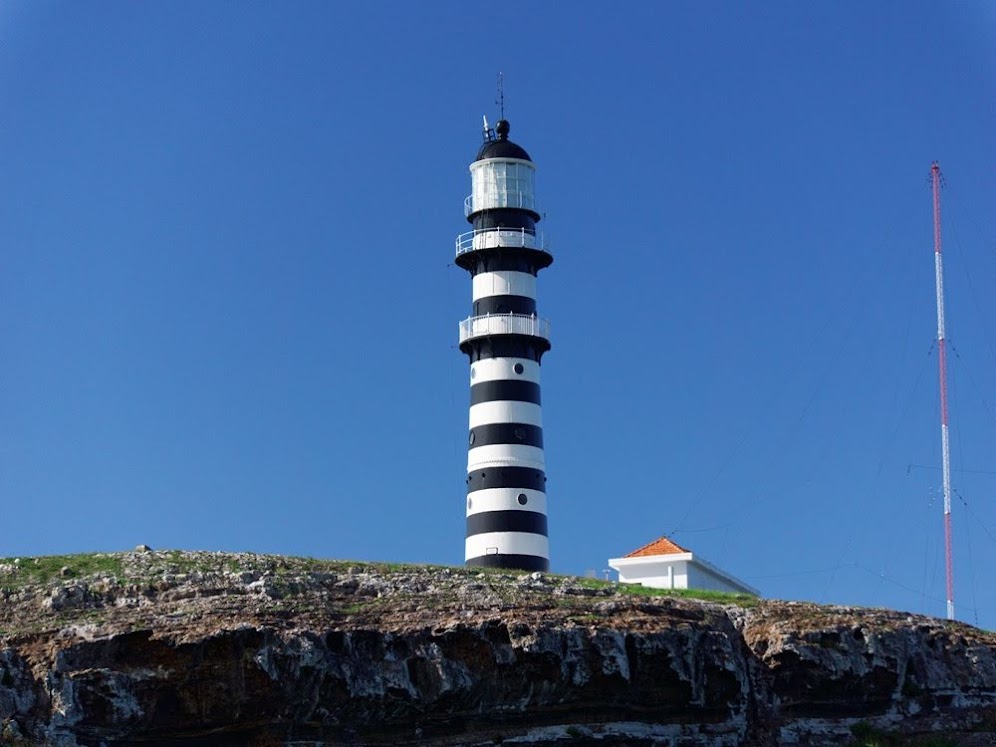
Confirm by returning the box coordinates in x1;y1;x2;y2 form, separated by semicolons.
459;313;551;345
455;227;545;257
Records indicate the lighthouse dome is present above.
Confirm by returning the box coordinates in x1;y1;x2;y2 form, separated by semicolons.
476;120;532;162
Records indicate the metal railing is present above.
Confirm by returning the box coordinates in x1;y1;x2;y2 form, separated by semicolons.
455;227;545;256
464;193;539;217
459;313;551;344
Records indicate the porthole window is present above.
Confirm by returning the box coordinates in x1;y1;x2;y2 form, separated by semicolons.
469;430;476;445
517;493;528;505
467;498;473;510
471;368;477;379
513;363;524;375
514;427;526;441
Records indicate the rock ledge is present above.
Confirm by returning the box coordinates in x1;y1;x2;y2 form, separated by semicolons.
1;550;994;746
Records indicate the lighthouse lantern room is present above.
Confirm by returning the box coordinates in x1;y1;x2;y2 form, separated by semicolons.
456;117;553;572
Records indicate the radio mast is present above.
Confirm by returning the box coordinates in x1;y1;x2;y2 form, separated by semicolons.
931;161;954;621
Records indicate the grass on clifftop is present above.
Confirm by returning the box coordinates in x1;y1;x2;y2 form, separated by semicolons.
0;553;125;586
573;574;759;606
0;550;758;606
0;551;370;588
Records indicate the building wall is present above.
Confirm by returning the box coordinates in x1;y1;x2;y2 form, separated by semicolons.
612;557;753;595
616;561;687;590
685;562;747;593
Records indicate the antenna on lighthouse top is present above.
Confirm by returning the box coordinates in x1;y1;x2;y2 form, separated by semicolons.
496;72;505;120
480;73;507;144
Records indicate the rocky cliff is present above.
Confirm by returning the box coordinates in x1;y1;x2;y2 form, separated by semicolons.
1;551;994;746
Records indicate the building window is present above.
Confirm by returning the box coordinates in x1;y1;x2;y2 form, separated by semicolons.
517;493;528;505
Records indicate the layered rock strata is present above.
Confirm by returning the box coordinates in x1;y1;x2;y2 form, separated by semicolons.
0;551;994;746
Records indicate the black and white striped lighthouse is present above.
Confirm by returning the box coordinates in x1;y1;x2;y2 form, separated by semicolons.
457;117;552;572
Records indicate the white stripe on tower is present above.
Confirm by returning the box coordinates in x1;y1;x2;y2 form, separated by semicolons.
472;271;537;302
468;444;546;471
466;488;547;516
468;401;542;429
456;116;553;572
471;358;541;384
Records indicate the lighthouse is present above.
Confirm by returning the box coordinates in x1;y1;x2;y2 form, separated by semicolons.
457;117;552;572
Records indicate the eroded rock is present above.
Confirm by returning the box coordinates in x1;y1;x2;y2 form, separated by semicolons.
0;551;994;745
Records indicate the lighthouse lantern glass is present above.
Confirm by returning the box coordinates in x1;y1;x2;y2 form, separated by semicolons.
470;158;535;213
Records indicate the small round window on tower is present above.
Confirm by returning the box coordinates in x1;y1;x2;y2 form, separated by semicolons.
471;367;477;379
514;427;526;441
513;363;525;375
469;430;476;445
468;498;473;510
517;493;528;505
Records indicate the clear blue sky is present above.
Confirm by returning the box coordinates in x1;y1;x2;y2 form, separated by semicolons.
3;2;996;626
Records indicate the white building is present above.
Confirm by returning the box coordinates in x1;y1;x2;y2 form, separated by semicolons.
608;536;759;596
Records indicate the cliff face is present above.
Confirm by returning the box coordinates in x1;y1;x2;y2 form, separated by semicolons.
1;552;995;746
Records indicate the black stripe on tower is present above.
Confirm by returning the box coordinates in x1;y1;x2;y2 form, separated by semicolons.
467;467;546;493
470;380;541;406
472;209;537;232
466;553;548;572
461;336;550;363
456;250;552;276
469;423;543;448
474;295;537;316
467;510;548;537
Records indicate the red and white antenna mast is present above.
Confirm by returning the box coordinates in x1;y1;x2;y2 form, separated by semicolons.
931;161;955;620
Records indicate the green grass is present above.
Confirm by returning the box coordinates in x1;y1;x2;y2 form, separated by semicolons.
0;553;123;587
0;551;761;609
574;575;760;606
619;582;759;605
340;602;370;615
0;552;455;584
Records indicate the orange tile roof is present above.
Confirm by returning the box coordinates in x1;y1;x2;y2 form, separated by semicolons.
624;536;690;558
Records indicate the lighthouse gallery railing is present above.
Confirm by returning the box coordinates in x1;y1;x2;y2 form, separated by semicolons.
459;313;551;344
455;227;545;257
